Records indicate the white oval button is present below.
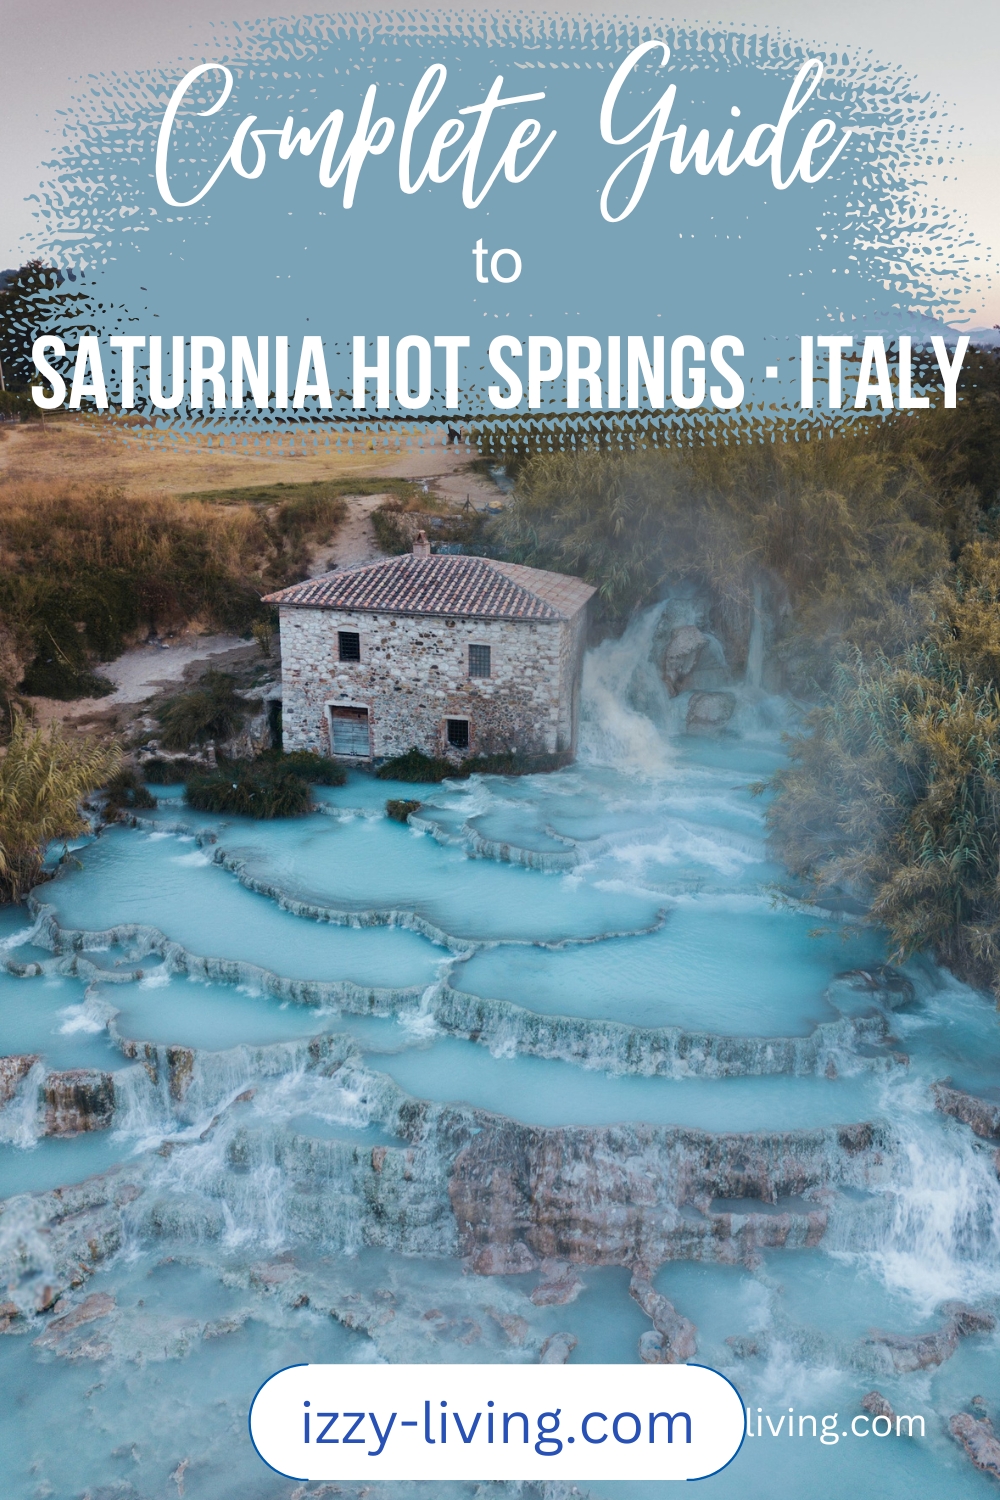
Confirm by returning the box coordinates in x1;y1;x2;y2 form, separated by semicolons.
250;1362;746;1482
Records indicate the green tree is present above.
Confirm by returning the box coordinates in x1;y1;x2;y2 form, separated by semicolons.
0;260;94;393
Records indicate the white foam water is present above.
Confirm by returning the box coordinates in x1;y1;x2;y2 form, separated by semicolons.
579;602;680;771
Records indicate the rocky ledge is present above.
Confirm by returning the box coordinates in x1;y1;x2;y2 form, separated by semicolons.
0;1027;901;1354
448;1114;893;1274
727;1300;997;1379
41;1070;117;1136
934;1082;1000;1141
20;905;911;1083
0;1054;39;1108
950;1411;1000;1483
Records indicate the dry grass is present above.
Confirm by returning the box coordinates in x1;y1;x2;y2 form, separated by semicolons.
0;416;458;494
0;475;346;703
0;481;272;578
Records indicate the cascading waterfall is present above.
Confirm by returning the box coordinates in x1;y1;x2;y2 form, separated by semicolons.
579;589;789;770
582;604;1000;1312
0;1060;46;1148
578;600;679;768
745;577;766;691
874;1098;1000;1309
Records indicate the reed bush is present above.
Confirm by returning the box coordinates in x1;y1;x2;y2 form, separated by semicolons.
0;714;122;901
156;672;250;751
770;541;1000;993
103;767;157;820
140;757;203;784
372;498;417;555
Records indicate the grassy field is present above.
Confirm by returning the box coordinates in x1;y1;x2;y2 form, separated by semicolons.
0;416;463;494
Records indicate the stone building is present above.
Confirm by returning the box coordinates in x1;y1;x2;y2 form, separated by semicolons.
263;545;595;763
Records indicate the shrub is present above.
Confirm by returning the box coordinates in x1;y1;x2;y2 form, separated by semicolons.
375;746;570;783
372;499;416;555
0;621;26;716
157;671;248;750
251;620;274;657
141;757;203;783
184;761;312;819
256;749;346;785
375;748;456;782
461;751;571;777
386;798;421;822
19;661;115;700
0;713;122;902
272;489;347;543
0;485;275;696
103;767;157;820
0;479;352;700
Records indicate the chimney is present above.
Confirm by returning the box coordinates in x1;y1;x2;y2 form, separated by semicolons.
412;530;431;556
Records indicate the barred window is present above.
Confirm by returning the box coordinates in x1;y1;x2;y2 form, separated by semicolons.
338;631;361;662
446;718;469;750
468;644;491;677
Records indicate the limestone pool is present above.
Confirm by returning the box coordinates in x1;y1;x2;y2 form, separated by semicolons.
0;607;998;1500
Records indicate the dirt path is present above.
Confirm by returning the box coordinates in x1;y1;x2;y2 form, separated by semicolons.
28;635;257;734
308;493;387;575
306;451;508;577
97;635;255;704
423;450;509;510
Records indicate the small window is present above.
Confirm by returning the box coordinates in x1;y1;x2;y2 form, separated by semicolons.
338;630;361;662
446;718;469;750
468;644;491;678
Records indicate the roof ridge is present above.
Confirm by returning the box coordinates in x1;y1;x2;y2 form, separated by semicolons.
263;552;594;621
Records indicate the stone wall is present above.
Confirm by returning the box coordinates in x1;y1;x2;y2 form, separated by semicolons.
278;606;583;760
558;603;589;753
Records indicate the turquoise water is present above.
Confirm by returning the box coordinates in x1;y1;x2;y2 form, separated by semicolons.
111;972;344;1049
454;902;886;1036
0;606;998;1500
212;811;664;941
0;1129;135;1198
0;907;37;946
0;968;122;1069
46;824;449;985
369;1034;880;1130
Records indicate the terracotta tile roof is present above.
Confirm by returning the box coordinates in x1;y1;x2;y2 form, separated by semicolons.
486;560;597;617
263;554;595;622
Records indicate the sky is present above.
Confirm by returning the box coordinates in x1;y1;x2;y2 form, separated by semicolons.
2;0;998;326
